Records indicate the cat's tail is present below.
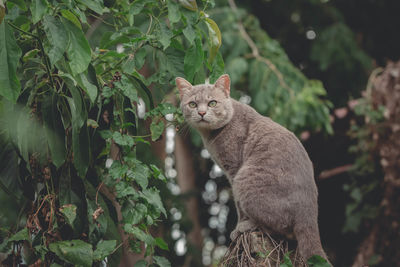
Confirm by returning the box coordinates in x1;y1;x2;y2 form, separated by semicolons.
294;222;330;265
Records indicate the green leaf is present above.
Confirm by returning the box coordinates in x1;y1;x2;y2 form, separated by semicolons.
128;161;149;189
184;37;204;82
307;255;330;267
130;0;148;16
115;182;137;198
204;18;221;63
42;93;66;168
78;0;106;15
182;24;196;45
8;228;30;242
115;75;138;103
93;240;117;261
280;252;293;267
58;164;72;206
7;0;27;11
150;164;166;181
122;48;147;74
140;187;166;216
62;18;91;75
66;84;89;177
167;1;180;25
134;260;147;267
75;73;98;104
0;22;22;103
155;237;168;251
112;132;134;147
127;73;155;109
0;134;23;201
135;48;147;70
150;120;164;141
209;52;224;83
159;23;173;50
87;119;99;128
49;240;93;267
73;8;88;25
153;256;171;267
122;203;147;225
43;15;68;66
72;122;90;177
109;161;129;179
61;9;82;30
122;56;136;74
59;204;77;227
30;0;48;24
159;48;185;79
123;225;155;246
99;130;112;139
179;0;197;11
22;48;40;62
127;0;153;25
65;82;85;129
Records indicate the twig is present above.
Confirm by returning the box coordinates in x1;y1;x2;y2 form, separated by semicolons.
34;194;51;216
7;21;39;38
8;22;55;89
220;230;306;267
227;0;294;96
110;240;125;255
318;164;353;180
96;182;104;206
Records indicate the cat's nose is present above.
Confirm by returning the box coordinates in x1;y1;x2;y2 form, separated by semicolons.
198;111;206;117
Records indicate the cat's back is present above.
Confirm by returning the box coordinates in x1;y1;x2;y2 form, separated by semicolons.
231;99;291;138
232;99;313;177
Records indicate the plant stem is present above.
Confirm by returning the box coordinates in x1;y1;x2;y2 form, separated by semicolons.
35;25;56;89
7;21;39;38
8;22;56;89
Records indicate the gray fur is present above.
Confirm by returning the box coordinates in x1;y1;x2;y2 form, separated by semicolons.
176;75;328;261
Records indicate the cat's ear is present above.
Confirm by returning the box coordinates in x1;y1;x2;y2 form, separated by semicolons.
214;74;230;97
175;77;192;99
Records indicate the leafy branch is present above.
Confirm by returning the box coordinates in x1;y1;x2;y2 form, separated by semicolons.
7;21;55;88
227;0;294;97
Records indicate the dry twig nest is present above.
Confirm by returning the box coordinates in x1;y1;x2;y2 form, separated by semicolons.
219;229;307;267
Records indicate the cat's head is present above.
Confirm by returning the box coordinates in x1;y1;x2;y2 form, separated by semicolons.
176;74;234;130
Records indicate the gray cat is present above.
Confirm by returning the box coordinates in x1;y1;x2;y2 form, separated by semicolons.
176;74;328;262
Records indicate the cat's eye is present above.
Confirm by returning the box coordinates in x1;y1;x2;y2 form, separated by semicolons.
208;100;217;107
188;101;197;108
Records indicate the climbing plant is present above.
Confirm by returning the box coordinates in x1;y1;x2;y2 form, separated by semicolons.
0;0;221;265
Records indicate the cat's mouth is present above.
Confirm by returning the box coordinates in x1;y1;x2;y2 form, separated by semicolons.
198;118;208;123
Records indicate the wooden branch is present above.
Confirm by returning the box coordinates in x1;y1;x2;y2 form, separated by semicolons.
351;225;378;267
227;0;294;96
99;141;144;266
318;164;353;180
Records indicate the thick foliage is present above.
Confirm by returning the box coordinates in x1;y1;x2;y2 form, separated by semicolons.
0;0;220;265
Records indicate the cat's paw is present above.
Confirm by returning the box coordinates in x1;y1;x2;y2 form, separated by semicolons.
230;220;256;241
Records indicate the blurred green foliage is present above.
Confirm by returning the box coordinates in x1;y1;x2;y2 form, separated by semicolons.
211;4;333;135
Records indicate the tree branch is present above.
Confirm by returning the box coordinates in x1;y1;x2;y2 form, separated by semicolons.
227;0;294;96
318;164;353;180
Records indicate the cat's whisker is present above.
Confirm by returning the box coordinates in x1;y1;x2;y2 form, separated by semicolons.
176;124;191;139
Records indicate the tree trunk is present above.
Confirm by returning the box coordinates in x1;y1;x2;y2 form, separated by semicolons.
352;61;400;266
174;134;204;250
